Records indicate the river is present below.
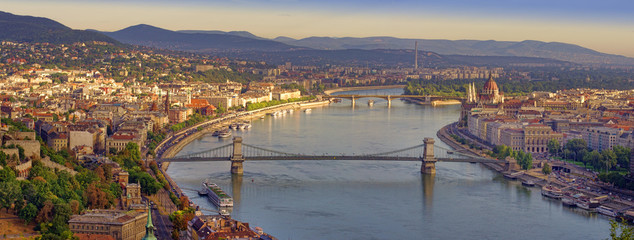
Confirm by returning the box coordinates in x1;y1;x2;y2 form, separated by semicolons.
167;88;610;239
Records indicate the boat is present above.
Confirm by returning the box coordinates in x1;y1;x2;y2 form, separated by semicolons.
288;109;294;113
202;180;233;208
229;123;238;129
242;121;252;129
521;180;536;187
541;185;563;199
562;196;576;207
597;206;618;218
218;129;232;138
237;123;247;130
211;130;221;136
575;199;594;211
367;100;374;106
304;108;312;113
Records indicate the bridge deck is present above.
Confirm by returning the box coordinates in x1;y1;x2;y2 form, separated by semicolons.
161;156;502;163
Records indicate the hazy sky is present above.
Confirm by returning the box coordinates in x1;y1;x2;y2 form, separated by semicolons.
3;0;634;57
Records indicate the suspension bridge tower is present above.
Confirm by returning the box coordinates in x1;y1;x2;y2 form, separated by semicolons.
231;137;244;174
421;138;437;174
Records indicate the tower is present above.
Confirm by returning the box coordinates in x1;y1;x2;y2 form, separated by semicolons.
142;204;157;240
414;41;418;70
164;89;170;114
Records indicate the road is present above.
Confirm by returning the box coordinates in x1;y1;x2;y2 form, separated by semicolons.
152;208;173;240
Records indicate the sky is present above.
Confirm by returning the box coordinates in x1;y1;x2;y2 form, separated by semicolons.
2;0;634;57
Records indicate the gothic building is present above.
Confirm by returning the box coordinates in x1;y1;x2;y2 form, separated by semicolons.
461;73;505;126
466;73;504;105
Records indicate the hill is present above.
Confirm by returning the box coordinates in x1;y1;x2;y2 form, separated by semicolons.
217;49;573;68
274;36;634;66
0;11;117;44
102;24;299;52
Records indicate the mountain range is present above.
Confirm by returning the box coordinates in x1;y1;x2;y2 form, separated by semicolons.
273;37;634;66
0;11;117;44
100;24;298;52
0;10;632;66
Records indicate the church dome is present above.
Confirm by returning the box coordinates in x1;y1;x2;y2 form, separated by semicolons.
483;74;498;92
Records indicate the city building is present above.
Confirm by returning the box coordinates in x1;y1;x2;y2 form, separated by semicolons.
68;210;147;240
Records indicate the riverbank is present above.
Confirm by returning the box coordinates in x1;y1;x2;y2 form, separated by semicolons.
402;97;462;106
323;85;406;95
158;100;330;160
437;122;634;217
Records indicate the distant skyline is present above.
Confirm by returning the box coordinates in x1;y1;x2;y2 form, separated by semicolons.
3;0;634;57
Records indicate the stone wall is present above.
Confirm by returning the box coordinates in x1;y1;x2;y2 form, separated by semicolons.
5;140;40;158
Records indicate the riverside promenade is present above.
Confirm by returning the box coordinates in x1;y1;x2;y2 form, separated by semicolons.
437;122;634;214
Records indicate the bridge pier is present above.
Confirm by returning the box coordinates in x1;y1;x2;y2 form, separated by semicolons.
421;138;437;174
231;137;244;174
350;96;355;107
387;96;392;108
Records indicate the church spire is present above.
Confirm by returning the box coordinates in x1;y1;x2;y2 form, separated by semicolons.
142;204;157;240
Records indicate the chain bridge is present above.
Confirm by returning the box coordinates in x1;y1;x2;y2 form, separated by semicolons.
158;137;508;174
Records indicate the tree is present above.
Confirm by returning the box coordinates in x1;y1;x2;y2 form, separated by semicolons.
547;139;560;156
566;139;587;153
542;162;552;175
18;203;37;224
0;181;21;213
84;183;109;209
613;146;631;169
608;218;634;240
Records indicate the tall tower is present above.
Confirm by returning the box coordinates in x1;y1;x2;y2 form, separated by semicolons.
414;41;418;70
164;89;170;114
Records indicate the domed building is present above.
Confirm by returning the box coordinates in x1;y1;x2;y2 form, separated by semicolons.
478;73;504;104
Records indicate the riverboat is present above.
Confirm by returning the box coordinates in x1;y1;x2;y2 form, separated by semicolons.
562;196;576;207
522;180;536;187
541;185;563;199
202;180;234;208
597;206;618;218
242;121;252;129
211;130;221;136
218;129;232;138
229;123;239;129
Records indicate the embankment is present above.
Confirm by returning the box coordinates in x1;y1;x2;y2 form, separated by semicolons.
159;100;331;160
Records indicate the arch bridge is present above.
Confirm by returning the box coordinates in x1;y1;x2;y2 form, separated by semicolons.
159;137;511;175
323;95;465;107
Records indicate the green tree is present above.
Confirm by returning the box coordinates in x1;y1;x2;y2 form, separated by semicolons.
613;146;631;169
547;139;560;156
542;162;552;175
608;218;634;240
18;203;38;224
0;181;21;213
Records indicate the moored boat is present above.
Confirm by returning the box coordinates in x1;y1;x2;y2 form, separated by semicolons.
562;196;576;207
522;180;535;187
367;100;374;106
211;130;221;136
202;179;233;208
218;129;232;138
597;206;618;218
541;185;563;199
304;108;312;113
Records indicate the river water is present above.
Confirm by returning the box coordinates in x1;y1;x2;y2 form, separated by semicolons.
167;88;610;239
